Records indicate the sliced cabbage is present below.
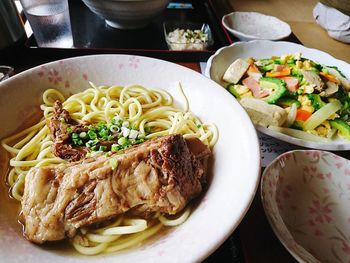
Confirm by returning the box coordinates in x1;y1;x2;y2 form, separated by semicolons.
303;100;342;131
269;126;330;143
284;104;297;127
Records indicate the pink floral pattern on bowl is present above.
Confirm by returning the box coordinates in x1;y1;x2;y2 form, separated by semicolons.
262;150;350;263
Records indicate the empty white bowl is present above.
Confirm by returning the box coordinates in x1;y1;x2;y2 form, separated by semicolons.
222;12;291;41
261;150;350;262
82;0;170;29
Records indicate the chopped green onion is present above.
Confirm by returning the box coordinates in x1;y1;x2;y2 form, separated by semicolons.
71;133;79;139
110;125;120;133
97;121;107;129
67;127;73;133
118;137;129;146
88;130;97;139
135;138;145;144
112;116;122;125
122;121;130;127
90;146;97;151
99;129;109;139
129;129;138;139
111;144;119;152
121;127;130;137
99;145;107;152
79;132;87;138
86;139;98;148
138;134;146;139
109;158;119;170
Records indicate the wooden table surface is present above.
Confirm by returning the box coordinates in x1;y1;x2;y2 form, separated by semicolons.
227;0;350;63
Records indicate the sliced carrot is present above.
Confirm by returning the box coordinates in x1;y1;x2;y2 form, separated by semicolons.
266;68;291;77
296;109;312;122
248;64;260;73
319;71;340;84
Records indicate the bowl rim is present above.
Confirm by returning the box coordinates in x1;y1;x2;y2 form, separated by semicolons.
221;11;292;40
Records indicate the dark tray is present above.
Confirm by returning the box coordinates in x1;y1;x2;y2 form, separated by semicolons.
25;0;233;62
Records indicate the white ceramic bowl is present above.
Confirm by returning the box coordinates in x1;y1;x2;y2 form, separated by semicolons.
222;11;291;41
81;0;170;29
261;150;350;263
205;40;350;151
0;54;260;262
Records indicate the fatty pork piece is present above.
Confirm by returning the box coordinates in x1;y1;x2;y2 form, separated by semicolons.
49;100;89;162
21;134;210;244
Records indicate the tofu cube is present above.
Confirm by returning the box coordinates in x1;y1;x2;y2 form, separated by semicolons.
222;58;250;84
240;98;287;127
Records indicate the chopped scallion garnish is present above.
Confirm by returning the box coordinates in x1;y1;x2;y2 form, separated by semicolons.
109;158;119;170
99;145;107;152
88;130;97;139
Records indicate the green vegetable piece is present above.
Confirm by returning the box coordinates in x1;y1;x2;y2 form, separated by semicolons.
327;65;346;78
330;119;350;140
79;132;87;139
313;63;323;72
110;125;120;133
291;67;305;84
227;84;240;99
276;98;301;108
259;77;287;104
118;137;129;146
99;145;107;152
109;158;119;170
273;59;282;64
284;92;298;99
297;88;304;95
86;139;98;148
260;64;274;72
290;121;303;130
307;94;326;111
111;144;119;152
97;121;107;130
99;129;109;139
88;130;97;139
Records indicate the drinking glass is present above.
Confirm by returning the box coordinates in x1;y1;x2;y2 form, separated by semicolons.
20;0;73;48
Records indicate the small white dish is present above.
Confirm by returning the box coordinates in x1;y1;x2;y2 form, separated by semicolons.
205;40;350;150
222;11;291;41
261;150;350;263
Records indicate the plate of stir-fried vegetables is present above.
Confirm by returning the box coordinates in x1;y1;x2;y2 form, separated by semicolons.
206;40;350;150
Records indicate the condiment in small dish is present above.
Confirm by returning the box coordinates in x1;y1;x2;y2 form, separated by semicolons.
222;12;291;41
261;150;350;262
163;22;213;51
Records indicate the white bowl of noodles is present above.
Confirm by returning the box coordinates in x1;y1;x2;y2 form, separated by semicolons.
0;55;260;262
